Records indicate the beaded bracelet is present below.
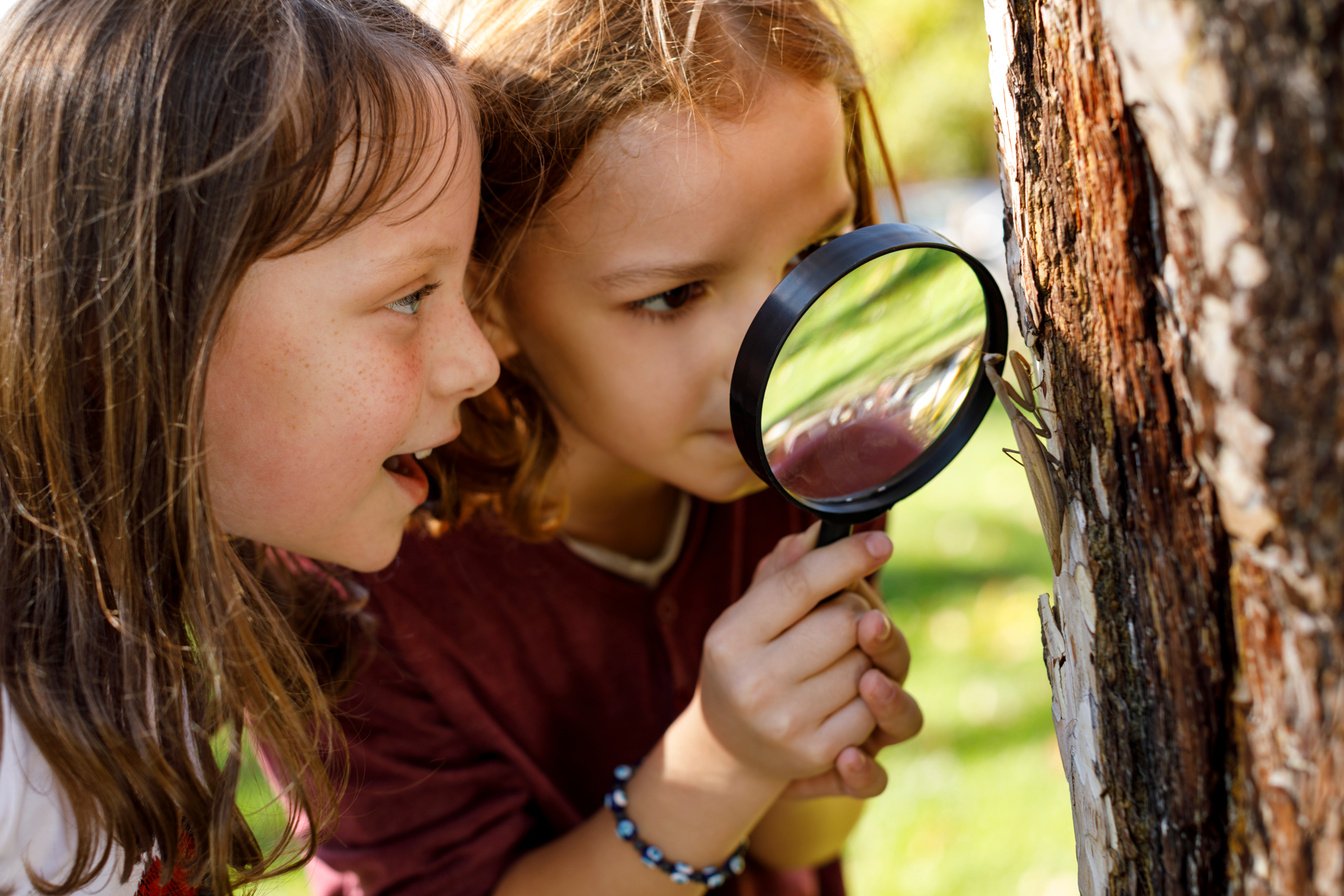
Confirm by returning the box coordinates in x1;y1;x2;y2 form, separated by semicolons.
604;763;749;889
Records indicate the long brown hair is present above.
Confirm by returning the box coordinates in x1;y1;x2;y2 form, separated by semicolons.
0;0;472;892
426;0;901;538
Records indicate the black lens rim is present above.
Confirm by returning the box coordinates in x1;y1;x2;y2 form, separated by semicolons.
730;222;1010;525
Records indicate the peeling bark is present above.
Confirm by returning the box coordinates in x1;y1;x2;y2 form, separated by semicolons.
984;0;1342;893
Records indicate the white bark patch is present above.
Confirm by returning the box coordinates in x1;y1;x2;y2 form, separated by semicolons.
985;0;1040;335
1213;405;1278;546
1227;242;1271;291
1039;499;1112;896
1100;0;1274;548
1194;296;1237;395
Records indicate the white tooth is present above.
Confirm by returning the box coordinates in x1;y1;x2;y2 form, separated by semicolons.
414;448;432;460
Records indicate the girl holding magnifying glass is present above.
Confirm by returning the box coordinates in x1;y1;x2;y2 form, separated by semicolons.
312;2;923;894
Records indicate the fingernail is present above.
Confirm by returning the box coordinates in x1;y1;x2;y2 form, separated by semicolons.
872;674;897;702
863;531;892;559
876;613;893;641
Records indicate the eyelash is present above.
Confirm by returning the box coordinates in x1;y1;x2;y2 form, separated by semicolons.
626;234;845;322
786;235;841;272
386;282;440;316
628;282;707;320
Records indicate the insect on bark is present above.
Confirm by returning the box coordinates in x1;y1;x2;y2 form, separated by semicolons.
983;351;1065;575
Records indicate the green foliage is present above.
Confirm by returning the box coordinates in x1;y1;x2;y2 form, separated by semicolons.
842;0;999;181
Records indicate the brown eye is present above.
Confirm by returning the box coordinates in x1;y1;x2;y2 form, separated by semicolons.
630;282;705;315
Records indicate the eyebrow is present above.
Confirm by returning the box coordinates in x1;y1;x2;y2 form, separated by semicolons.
594;259;726;290
372;242;460;272
592;198;858;291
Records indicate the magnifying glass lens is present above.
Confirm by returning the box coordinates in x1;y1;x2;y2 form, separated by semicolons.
758;246;988;504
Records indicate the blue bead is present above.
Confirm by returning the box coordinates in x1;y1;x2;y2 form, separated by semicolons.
616;819;636;840
614;764;634;781
706;872;727;888
728;854;747;874
642;845;663;864
611;787;627;808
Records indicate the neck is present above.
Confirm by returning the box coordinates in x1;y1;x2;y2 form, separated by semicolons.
550;444;684;561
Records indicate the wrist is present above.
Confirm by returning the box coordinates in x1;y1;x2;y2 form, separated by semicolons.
612;694;787;868
663;691;790;800
606;764;750;888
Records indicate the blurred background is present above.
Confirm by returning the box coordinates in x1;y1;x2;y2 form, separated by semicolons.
240;0;1078;892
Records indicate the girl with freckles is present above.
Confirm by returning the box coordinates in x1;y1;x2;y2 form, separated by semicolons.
314;1;923;894
0;1;496;892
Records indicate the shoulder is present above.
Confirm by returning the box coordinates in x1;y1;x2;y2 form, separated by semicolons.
0;690;140;896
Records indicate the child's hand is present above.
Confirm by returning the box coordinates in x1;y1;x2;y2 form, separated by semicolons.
786;612;923;799
750;532;924;801
693;526;893;783
782;589;922;800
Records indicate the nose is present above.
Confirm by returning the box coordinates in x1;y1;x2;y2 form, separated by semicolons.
426;294;500;401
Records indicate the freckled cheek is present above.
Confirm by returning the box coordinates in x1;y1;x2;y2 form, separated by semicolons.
321;346;429;454
229;332;426;478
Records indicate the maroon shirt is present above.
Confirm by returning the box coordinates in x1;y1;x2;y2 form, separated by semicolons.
314;490;846;896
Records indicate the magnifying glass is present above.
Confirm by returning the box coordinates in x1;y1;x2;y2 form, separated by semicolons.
730;222;1009;548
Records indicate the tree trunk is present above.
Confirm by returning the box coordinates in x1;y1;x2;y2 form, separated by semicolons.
981;0;1344;893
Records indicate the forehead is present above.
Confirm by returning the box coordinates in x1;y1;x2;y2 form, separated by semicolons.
531;75;848;247
283;66;478;253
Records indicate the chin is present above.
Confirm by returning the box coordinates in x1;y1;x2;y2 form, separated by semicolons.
685;473;768;505
345;541;404;573
307;527;405;573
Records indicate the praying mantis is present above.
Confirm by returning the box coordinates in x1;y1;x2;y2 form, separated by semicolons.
982;351;1065;575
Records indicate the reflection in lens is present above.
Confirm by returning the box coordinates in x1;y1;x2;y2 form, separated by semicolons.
761;247;987;502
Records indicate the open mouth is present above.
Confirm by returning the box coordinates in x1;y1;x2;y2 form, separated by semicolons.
382;453;423;479
382;450;433;507
383;447;434;479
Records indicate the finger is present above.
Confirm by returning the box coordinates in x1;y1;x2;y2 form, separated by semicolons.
832;745;888;798
859;669;923;746
784;746;888;800
781;767;849;801
752;522;821;581
848;576;886;612
811;697;877;770
746;530;893;641
765;592;869;676
786;648;872;715
857;610;911;683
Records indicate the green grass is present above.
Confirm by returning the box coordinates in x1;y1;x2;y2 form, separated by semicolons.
843;403;1077;896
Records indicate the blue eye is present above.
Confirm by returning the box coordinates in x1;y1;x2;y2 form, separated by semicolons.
630;282;705;317
386;282;439;315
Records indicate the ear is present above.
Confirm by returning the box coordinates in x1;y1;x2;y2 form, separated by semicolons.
467;260;520;361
